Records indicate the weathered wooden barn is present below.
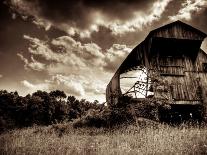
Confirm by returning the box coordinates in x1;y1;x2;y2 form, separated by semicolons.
106;21;207;122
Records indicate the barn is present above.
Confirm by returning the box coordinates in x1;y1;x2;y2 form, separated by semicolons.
106;20;207;122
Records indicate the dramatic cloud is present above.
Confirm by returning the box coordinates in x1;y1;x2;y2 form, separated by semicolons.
106;0;172;35
22;35;104;67
18;34;131;101
104;44;131;72
49;74;85;96
21;74;107;102
21;80;49;93
22;75;86;97
51;36;104;65
169;0;207;21
8;0;172;37
17;53;46;71
21;35;131;72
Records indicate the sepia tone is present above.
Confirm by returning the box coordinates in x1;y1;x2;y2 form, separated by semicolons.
1;0;207;154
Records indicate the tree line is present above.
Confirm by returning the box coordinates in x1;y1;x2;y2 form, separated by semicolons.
0;90;105;132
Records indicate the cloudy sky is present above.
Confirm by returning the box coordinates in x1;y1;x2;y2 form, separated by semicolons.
0;0;207;102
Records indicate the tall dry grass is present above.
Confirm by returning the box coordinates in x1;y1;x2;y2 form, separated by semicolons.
0;122;207;155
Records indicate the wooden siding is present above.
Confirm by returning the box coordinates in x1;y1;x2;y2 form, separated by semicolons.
169;76;199;101
149;49;207;103
151;21;206;40
159;56;184;76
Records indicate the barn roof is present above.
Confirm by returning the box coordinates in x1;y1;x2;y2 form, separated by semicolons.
147;20;207;40
118;20;207;74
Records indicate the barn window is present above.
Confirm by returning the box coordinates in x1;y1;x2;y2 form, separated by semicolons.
203;63;207;72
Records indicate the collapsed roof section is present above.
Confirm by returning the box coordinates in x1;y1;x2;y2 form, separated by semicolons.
106;20;207;107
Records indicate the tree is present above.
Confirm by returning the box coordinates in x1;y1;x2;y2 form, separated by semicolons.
32;90;54;124
67;96;76;104
49;90;67;101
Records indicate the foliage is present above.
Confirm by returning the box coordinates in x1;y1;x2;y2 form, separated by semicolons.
72;95;162;128
0;90;102;132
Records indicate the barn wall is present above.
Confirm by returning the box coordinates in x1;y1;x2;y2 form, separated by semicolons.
106;71;122;107
153;49;207;73
150;49;207;115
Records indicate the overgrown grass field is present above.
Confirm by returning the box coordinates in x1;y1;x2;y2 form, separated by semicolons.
1;122;207;155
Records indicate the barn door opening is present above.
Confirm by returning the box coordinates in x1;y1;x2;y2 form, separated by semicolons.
120;66;154;98
159;104;204;124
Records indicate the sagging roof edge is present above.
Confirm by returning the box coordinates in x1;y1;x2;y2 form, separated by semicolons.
106;39;149;106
